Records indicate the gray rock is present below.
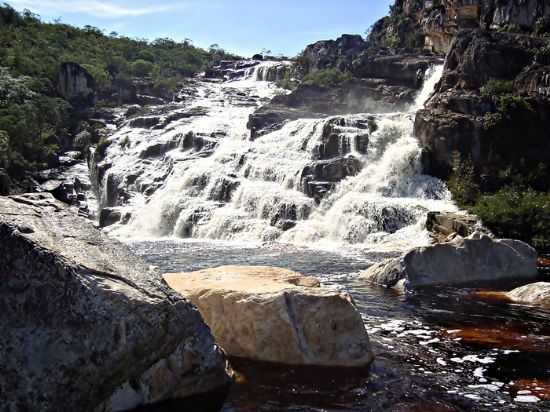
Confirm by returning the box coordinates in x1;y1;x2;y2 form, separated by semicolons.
0;168;11;195
57;62;96;111
426;211;483;238
0;193;231;412
362;233;538;289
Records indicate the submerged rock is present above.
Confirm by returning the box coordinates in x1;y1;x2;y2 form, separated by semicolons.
0;193;230;412
164;266;373;368
506;282;550;307
362;233;538;289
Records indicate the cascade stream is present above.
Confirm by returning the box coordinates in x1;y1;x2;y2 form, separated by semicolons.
104;62;454;253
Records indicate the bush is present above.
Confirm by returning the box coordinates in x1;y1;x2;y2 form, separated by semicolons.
302;68;353;88
472;188;550;250
480;79;514;97
448;152;480;206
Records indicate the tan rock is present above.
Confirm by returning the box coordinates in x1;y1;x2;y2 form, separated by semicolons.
506;282;550;307
164;266;373;368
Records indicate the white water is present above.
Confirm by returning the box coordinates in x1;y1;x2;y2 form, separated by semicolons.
104;62;455;252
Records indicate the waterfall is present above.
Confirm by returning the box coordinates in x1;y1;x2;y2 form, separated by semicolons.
110;63;455;252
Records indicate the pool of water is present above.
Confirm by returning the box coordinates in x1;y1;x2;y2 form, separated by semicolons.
128;239;550;412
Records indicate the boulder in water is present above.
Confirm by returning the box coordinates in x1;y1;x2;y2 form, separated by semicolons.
506;282;550;307
362;233;538;289
164;266;373;368
0;193;231;411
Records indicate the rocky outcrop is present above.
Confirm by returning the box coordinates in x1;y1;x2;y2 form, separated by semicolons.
57;62;96;111
374;1;550;54
298;34;365;74
164;266;373;368
415;30;550;185
352;52;442;88
248;79;413;139
0;193;231;412
361;233;539;289
426;211;482;238
506;282;550;307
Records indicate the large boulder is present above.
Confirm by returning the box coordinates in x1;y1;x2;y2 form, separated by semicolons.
0;193;231;412
57;62;96;111
362;233;538;289
164;266;373;368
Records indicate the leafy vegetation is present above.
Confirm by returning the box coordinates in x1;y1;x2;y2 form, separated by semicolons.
480;79;514;97
0;4;238;180
447;152;480;207
472;188;550;251
301;69;353;88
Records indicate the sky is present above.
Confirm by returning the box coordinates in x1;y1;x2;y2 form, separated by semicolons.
5;0;394;57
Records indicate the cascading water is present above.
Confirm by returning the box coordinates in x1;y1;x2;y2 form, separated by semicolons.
108;63;455;252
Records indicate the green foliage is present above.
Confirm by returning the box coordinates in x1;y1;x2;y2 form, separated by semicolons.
0;4;240;181
0;68;70;174
302;69;353;88
276;72;298;90
448;152;480;206
498;95;534;114
472;188;550;249
480;79;514;97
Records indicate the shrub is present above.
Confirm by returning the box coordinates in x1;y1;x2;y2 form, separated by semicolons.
480;79;514;97
472;188;550;250
302;69;353;88
448;151;480;206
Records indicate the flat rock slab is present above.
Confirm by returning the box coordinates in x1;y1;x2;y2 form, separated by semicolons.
164;266;373;368
0;193;230;412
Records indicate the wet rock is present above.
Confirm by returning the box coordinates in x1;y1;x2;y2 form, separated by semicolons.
248;80;409;139
164;266;373;368
99;207;131;228
506;282;550;307
302;156;362;184
57;62;96;111
361;258;405;288
362;233;538;289
426;211;483;239
352;53;442;88
128;116;161;129
0;193;231;412
0;168;11;195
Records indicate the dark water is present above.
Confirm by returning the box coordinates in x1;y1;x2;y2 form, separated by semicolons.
128;239;550;412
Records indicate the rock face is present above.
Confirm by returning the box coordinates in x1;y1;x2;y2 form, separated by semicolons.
57;62;96;110
414;30;550;185
299;34;365;74
506;282;550;307
0;193;230;412
164;266;373;368
362;233;538;289
374;1;550;54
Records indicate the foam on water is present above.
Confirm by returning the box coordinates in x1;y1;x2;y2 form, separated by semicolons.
108;62;455;252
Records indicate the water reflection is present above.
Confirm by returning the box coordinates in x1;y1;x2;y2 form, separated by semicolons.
128;239;550;411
